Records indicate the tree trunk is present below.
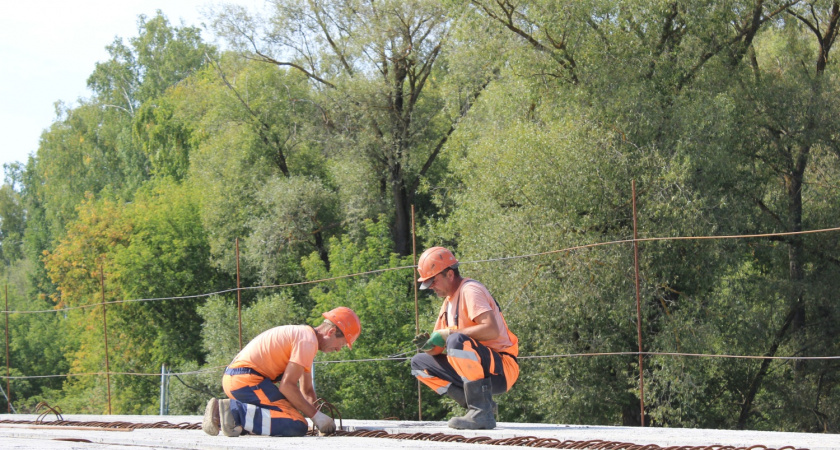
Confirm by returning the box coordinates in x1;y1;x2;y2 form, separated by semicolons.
392;170;412;256
736;305;797;429
737;144;809;429
788;147;809;368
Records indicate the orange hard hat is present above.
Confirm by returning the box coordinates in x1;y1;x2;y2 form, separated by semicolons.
417;246;459;289
322;306;361;349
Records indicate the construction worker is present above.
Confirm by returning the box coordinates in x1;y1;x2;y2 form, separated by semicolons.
411;246;519;430
202;306;361;437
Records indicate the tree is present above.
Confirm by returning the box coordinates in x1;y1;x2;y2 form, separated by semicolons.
721;2;840;429
111;179;223;370
212;0;494;255
0;180;24;264
245;175;341;282
32;11;214;245
42;195;132;413
88;11;213;112
435;0;840;429
41;180;225;414
180;55;335;282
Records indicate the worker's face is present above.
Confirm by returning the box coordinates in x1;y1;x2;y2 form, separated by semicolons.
427;269;454;297
322;329;349;353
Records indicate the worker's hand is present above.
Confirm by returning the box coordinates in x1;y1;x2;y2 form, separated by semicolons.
312;410;336;435
433;328;452;344
420;329;451;351
412;332;430;350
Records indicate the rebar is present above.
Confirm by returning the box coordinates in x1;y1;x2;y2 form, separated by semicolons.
0;416;809;450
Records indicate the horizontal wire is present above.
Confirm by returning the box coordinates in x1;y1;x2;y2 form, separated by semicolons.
2;226;839;380
3;226;839;315
465;226;840;266
519;351;840;361
2;265;416;315
2;351;838;380
0;365;227;379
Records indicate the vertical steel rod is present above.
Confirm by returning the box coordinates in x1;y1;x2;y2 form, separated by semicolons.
632;180;646;426
160;364;166;415
4;284;10;413
411;205;422;421
236;238;243;350
100;266;112;415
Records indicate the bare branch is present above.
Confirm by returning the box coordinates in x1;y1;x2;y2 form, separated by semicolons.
248;51;337;89
205;53;291;177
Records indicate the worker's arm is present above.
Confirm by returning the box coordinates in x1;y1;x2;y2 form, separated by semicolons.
278;361;317;418
420;310;500;354
454;310;500;341
299;367;317;404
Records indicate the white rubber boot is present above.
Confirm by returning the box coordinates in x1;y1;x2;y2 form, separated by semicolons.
219;399;243;437
202;398;220;436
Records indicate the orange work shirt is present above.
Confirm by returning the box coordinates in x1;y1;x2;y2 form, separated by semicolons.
228;325;318;380
434;278;519;356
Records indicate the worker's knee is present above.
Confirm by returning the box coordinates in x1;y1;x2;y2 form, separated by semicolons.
445;332;472;350
276;419;308;437
410;352;432;370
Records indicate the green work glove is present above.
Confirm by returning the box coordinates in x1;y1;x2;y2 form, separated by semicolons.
420;329;450;351
412;332;430;350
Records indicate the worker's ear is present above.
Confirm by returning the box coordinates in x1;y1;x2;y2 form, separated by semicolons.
326;326;337;337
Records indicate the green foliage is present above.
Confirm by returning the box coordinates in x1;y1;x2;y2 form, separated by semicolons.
31;11;214;246
3;0;840;432
212;0;490;255
39;180;225;413
436;0;840;430
3;286;69;407
134;98;193;180
179;55;324;279
244;176;341;284
88;11;214;108
0;182;24;263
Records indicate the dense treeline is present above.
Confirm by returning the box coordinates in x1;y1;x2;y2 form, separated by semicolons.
1;1;839;432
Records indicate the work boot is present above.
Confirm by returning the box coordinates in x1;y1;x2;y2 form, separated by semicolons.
202;398;220;436
219;399;243;437
446;385;467;408
447;378;496;430
448;385;498;416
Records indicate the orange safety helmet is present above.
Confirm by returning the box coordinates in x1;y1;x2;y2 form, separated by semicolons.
322;306;361;349
417;246;459;290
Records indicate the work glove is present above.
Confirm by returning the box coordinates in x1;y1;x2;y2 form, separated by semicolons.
312;410;336;435
412;332;430;350
420;329;451;351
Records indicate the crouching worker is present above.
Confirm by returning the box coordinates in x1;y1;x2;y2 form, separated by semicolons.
411;246;519;430
202;306;361;437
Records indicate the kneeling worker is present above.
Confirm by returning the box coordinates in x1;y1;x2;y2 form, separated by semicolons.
203;306;361;437
411;246;519;430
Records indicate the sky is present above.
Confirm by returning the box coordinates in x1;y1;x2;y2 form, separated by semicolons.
0;0;262;180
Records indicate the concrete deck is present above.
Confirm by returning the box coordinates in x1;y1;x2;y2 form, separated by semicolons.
0;414;836;449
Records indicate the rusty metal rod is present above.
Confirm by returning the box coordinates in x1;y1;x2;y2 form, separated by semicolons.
411;204;422;421
0;423;133;432
99;266;112;415
4;284;9;413
236;238;243;350
632;180;646;426
0;417;809;450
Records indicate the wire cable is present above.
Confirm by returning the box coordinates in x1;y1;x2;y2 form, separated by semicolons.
4;226;838;314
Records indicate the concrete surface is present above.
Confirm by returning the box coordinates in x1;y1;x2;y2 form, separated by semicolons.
0;414;837;449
